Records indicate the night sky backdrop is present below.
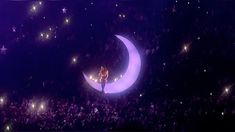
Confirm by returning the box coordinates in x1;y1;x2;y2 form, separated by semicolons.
0;0;235;131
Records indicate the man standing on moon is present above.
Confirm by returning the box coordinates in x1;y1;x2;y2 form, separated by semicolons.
98;66;109;93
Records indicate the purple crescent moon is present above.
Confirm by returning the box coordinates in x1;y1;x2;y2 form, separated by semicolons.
83;35;141;93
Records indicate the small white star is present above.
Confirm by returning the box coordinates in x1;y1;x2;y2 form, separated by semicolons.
6;125;10;131
62;7;67;14
12;26;16;32
0;45;7;55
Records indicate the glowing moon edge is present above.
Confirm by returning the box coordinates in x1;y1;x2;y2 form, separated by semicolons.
83;35;141;94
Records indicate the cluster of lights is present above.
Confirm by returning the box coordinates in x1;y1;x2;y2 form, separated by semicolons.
118;13;126;19
89;75;98;82
113;74;123;82
88;74;123;83
30;1;43;13
39;27;57;41
30;102;46;112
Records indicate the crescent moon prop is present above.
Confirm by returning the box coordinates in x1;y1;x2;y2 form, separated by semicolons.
83;35;141;93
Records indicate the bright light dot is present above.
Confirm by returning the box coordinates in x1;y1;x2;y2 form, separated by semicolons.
62;8;67;14
46;34;49;39
89;75;93;79
39;1;42;5
31;103;35;109
32;5;37;11
123;14;126;18
221;112;224;116
115;3;118;7
210;92;212;96
65;18;70;24
139;94;142;97
40;33;44;37
72;58;77;63
12;26;16;32
180;101;183;104
90;2;94;5
203;69;207;72
40;104;44;110
187;1;190;5
0;97;4;104
120;74;123;78
94;79;98;82
183;45;189;52
49;27;52;31
118;14;122;18
114;78;118;82
6;125;10;131
225;88;229;93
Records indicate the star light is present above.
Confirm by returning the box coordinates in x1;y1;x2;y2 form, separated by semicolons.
32;5;37;12
12;26;16;32
182;44;189;53
6;125;10;131
64;18;70;24
71;56;78;64
225;87;229;93
40;33;44;37
39;1;42;5
31;103;35;109
46;34;50;39
89;75;93;79
0;97;4;104
0;45;7;55
40;103;45;110
62;7;67;14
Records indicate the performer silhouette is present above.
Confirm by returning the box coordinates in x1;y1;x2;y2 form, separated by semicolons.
99;66;109;93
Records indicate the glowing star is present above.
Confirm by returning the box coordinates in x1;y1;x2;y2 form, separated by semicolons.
40;33;44;37
40;104;44;110
31;103;35;109
32;5;37;12
46;34;50;39
6;125;10;131
0;45;7;55
0;97;4;104
221;112;224;116
65;18;70;24
62;8;67;14
12;26;16;32
71;56;78;64
139;93;143;97
89;75;93;79
225;87;229;93
114;78;118;82
210;92;212;96
39;1;42;5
